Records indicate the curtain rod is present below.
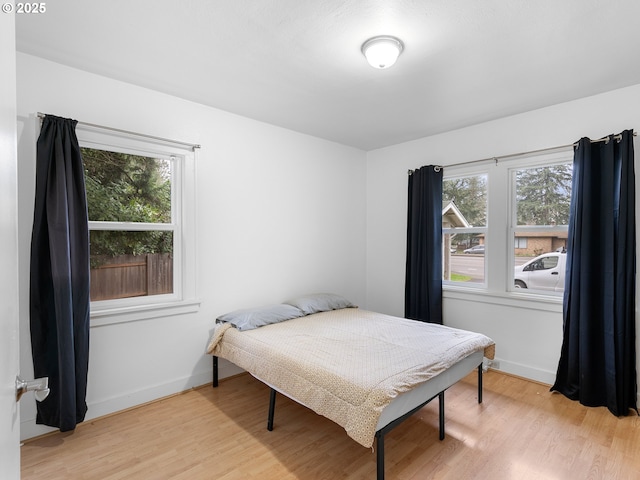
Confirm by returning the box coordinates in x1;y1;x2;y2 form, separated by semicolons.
408;131;637;174
37;112;201;151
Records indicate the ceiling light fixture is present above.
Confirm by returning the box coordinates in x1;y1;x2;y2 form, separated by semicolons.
361;35;404;69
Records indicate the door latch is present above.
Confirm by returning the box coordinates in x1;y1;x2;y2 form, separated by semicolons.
16;376;50;402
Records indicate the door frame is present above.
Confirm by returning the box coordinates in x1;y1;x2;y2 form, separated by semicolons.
0;10;21;480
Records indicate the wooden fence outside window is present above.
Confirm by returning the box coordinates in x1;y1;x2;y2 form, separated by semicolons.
90;253;173;301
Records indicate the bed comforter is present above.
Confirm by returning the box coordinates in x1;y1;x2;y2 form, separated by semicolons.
206;308;494;448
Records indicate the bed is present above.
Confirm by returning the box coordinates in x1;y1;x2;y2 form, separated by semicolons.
206;294;495;480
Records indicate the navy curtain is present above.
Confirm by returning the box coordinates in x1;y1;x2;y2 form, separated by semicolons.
405;165;443;324
30;115;90;431
551;130;637;416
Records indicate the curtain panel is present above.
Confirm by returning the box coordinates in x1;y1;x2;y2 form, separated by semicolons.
30;115;91;431
405;165;443;324
551;129;637;416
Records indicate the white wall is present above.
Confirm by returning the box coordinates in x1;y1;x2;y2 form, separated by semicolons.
16;53;367;440
366;84;640;386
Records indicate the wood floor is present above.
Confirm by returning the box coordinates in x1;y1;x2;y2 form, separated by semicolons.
21;370;640;480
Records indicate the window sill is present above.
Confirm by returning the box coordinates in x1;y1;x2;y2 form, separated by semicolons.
443;286;563;313
90;299;201;327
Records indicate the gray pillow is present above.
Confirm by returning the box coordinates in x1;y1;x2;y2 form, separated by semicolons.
284;293;356;316
216;304;304;331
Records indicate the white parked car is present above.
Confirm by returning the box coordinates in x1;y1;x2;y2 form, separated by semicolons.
514;252;566;292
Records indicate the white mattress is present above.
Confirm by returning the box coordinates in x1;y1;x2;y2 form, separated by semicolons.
375;349;483;430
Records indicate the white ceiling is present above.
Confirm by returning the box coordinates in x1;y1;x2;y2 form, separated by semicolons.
15;0;640;150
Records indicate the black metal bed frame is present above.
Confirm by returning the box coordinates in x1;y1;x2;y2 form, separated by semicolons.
212;356;483;480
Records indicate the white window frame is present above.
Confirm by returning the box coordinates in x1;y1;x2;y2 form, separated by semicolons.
77;124;199;326
442;148;573;312
508;151;572;297
442;170;489;289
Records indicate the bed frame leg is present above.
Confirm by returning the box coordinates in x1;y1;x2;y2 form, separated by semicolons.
375;431;385;480
212;356;219;388
477;364;483;404
267;388;276;431
438;391;445;440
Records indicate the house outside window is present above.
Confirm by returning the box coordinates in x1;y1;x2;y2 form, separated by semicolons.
442;174;487;286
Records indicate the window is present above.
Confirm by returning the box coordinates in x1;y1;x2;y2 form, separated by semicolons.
77;125;198;324
514;237;527;249
442;174;487;286
443;148;573;302
511;161;572;294
83;148;176;302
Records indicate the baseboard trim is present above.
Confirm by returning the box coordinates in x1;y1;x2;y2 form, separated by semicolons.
488;357;556;386
19;363;243;441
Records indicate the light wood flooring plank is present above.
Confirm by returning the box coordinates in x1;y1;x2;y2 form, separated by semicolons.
21;371;640;479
